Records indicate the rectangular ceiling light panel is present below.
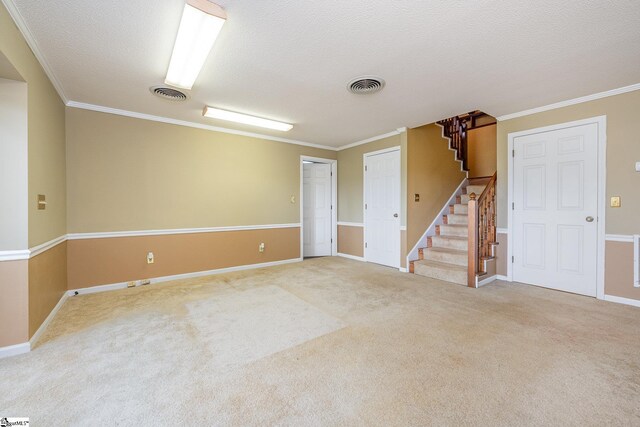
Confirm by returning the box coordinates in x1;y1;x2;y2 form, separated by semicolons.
203;107;294;131
165;0;226;90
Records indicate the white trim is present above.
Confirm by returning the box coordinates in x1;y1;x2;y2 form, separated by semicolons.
0;0;68;103
497;83;640;121
0;250;30;261
337;130;403;151
604;294;640;308
68;258;302;296
497;228;508;235
363;147;401;268
29;235;67;257
406;178;467;266
634;235;639;287
67;223;300;240
507;116;607;300
496;275;510;281
300;156;338;258
29;291;68;347
0;342;30;359
66;101;337;151
337;222;364;227
336;253;365;262
400;225;407;231
605;234;634;243
398;267;408;273
478;274;497;287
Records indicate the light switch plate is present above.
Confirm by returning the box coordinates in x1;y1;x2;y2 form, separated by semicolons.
636;161;640;172
610;196;621;208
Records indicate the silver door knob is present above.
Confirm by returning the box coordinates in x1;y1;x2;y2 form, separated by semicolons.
586;216;594;222
393;213;398;218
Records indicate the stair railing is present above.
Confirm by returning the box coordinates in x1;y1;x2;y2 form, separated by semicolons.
467;172;497;288
437;116;469;171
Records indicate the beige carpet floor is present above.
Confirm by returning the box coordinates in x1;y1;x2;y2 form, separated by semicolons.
1;257;639;425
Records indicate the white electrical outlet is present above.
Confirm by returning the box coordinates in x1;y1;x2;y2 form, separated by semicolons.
259;242;265;253
127;281;136;288
139;279;151;286
147;252;154;264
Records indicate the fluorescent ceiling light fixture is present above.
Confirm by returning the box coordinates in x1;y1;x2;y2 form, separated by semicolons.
165;0;226;90
203;107;294;131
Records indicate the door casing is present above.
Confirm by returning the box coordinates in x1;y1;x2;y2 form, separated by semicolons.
507;116;607;299
363;146;401;268
300;156;337;258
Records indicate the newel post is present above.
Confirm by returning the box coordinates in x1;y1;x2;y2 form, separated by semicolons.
467;193;479;288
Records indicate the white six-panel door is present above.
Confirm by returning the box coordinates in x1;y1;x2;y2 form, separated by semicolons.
364;149;400;268
303;162;332;257
513;123;599;296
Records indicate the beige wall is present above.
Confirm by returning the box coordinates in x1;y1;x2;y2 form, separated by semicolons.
407;124;467;250
0;260;29;347
467;124;497;178
496;90;640;301
0;2;67;247
497;90;640;234
1;2;67;348
604;241;639;301
67;228;299;289
29;242;67;336
337;225;364;258
66;108;336;232
337;134;403;224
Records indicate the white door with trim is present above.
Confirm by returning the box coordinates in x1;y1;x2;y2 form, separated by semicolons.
513;123;598;296
303;162;332;257
365;150;400;268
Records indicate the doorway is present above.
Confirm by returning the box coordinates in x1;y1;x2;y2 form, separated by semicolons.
364;147;401;268
300;156;337;258
508;117;606;297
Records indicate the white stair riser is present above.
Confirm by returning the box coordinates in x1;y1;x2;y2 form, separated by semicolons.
439;225;467;237
423;249;468;266
431;236;468;251
446;214;468;225
414;263;466;285
460;194;470;204
453;204;468;214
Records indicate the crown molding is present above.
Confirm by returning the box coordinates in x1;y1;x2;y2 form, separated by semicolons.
1;0;68;103
66;101;338;151
337;129;404;151
496;83;640;121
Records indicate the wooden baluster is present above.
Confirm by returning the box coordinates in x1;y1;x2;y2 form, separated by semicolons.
467;192;479;288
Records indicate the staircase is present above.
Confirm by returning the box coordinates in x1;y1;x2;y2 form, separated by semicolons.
410;180;489;285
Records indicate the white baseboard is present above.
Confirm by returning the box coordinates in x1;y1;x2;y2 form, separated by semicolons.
336;253;365;262
477;274;497;286
399;267;408;273
604;294;640;308
496;275;510;281
0;342;30;359
29;291;69;348
68;258;303;296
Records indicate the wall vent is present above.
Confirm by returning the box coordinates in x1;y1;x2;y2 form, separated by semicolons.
347;76;385;94
149;86;188;101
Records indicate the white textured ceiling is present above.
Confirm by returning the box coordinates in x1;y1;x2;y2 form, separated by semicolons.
9;0;640;147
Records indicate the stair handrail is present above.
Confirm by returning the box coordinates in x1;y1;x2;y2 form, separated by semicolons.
467;172;497;288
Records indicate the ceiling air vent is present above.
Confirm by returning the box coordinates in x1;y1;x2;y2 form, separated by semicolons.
149;85;189;101
347;76;385;94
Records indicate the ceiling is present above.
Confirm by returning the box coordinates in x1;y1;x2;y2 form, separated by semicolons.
8;0;640;148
